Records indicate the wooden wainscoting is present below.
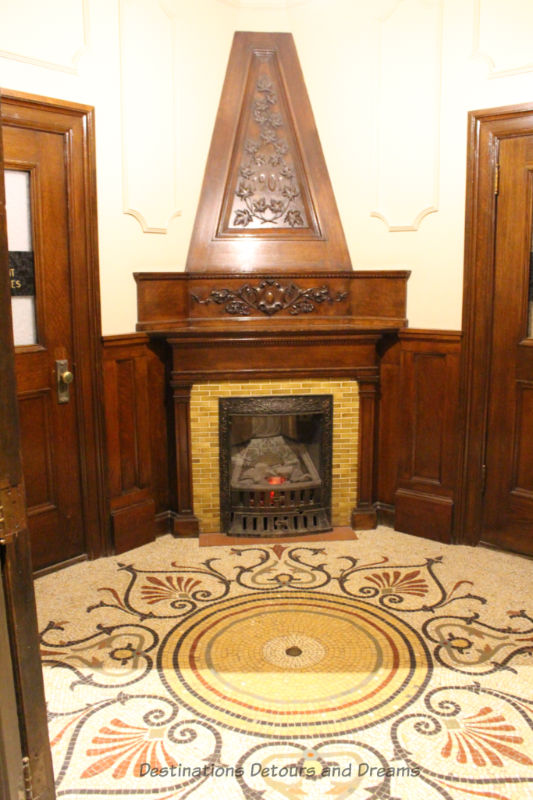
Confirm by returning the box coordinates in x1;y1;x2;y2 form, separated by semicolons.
102;334;171;553
376;333;402;524
377;330;462;543
103;329;462;551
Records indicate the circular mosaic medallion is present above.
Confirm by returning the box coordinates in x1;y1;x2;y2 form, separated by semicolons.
159;591;431;737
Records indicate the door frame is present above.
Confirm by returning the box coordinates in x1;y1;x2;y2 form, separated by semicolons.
0;567;23;800
1;94;56;799
1;89;109;562
455;102;533;546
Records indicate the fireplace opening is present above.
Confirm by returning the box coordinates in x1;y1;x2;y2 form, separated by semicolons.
219;395;333;536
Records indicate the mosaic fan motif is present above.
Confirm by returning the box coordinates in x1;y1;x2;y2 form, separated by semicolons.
35;534;533;799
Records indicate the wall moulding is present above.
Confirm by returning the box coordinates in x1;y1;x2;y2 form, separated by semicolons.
472;0;533;78
215;0;309;8
0;0;89;75
119;0;181;233
371;0;442;232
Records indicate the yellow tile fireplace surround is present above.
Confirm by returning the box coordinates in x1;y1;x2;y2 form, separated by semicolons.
160;323;388;539
190;379;359;534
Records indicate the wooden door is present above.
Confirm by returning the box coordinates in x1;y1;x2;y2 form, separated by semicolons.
482;134;533;556
0;95;56;800
1;91;108;573
4;127;85;570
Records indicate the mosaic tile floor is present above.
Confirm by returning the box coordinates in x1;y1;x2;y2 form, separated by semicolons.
34;527;533;799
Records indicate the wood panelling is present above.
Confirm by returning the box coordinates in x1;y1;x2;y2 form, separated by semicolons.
375;334;401;516
411;353;446;482
18;390;54;510
103;329;463;547
170;382;198;535
512;382;533;494
377;330;462;543
394;489;454;544
352;380;378;529
102;333;170;553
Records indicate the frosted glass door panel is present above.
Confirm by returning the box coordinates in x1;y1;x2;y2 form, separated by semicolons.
5;170;37;345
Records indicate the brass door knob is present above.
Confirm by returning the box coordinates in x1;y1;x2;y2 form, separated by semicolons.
60;370;74;384
56;359;74;403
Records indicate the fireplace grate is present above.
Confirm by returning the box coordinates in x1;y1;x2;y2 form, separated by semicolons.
230;508;330;536
219;395;333;537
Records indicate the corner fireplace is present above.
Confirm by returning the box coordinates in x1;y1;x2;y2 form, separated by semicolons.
133;33;410;539
219;394;333;536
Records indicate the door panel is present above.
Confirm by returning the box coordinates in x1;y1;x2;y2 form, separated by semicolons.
4;122;85;570
18;390;55;509
482;135;533;555
512;382;533;493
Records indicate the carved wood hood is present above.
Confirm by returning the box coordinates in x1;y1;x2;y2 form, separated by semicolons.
185;31;351;274
135;32;409;333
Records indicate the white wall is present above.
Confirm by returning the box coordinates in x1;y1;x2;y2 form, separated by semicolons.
1;0;532;334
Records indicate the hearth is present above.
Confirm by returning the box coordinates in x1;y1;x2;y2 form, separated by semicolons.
219;394;332;536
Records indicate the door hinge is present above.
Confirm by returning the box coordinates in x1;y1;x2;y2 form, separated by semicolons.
21;756;34;800
494;162;500;195
0;484;25;546
481;463;487;495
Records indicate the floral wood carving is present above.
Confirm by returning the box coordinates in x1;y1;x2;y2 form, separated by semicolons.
191;279;348;316
230;70;309;229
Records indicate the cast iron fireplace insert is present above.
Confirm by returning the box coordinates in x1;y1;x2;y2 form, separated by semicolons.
219;394;333;536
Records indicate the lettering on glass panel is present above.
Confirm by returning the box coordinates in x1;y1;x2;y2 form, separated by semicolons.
5;170;37;346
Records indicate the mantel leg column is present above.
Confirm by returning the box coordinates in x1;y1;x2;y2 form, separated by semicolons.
352;378;378;530
171;381;199;536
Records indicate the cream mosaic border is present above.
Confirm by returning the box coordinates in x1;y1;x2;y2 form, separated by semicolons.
190;379;359;533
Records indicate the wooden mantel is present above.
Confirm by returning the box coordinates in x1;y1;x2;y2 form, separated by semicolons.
135;269;410;537
133;34;411;538
135;270;410;333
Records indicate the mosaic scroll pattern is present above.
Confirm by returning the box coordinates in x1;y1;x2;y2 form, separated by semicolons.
38;542;533;799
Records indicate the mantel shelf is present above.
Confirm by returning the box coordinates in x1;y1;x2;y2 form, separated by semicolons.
135;270;410;335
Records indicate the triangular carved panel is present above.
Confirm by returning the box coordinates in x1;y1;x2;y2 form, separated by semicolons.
186;32;351;272
220;52;317;234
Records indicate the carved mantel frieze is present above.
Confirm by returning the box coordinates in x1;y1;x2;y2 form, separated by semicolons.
135;270;410;332
191;279;348;317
